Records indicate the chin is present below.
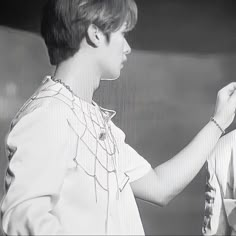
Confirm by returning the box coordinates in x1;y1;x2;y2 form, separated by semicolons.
101;71;121;81
112;70;121;79
101;77;119;81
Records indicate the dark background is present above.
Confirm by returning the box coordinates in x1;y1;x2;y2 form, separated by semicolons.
0;0;236;235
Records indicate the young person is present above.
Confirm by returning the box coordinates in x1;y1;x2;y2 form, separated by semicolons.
1;0;236;235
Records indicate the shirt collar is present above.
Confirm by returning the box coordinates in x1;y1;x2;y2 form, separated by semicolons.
43;76;116;122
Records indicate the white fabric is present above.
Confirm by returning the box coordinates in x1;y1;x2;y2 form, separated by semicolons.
203;130;236;235
1;76;151;235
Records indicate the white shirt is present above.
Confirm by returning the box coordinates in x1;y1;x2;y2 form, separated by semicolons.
1;76;151;235
203;130;236;235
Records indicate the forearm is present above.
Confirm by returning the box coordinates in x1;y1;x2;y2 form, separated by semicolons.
132;83;236;206
154;120;222;204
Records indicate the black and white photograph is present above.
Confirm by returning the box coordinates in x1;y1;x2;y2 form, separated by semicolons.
1;0;236;235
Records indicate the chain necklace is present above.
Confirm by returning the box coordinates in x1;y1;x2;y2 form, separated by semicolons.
51;76;76;97
51;76;110;141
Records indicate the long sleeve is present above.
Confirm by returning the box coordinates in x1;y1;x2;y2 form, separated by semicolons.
1;104;74;235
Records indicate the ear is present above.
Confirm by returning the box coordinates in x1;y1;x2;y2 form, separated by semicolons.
86;24;104;48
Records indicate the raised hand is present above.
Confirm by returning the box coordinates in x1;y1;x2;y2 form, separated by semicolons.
213;82;236;130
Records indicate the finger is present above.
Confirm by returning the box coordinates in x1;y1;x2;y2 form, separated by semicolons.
221;82;236;96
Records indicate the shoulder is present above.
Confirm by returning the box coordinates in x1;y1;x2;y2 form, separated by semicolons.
110;121;126;141
10;97;71;130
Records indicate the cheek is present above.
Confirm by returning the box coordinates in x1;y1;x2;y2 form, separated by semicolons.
119;38;125;50
112;36;124;52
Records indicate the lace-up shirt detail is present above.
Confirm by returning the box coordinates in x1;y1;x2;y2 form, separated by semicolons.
1;76;151;235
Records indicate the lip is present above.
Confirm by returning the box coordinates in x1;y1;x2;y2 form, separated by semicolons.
121;57;127;68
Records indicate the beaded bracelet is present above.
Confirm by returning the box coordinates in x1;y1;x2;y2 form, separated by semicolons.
210;117;225;135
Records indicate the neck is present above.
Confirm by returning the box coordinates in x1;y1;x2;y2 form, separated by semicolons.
53;53;101;104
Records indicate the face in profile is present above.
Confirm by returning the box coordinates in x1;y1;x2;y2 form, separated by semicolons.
99;23;131;81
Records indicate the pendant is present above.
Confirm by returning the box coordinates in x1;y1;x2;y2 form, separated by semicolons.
99;128;106;141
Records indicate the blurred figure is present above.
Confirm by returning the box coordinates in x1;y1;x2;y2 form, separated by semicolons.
203;131;236;235
1;0;236;235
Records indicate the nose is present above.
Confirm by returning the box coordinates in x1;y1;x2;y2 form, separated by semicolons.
124;39;131;55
